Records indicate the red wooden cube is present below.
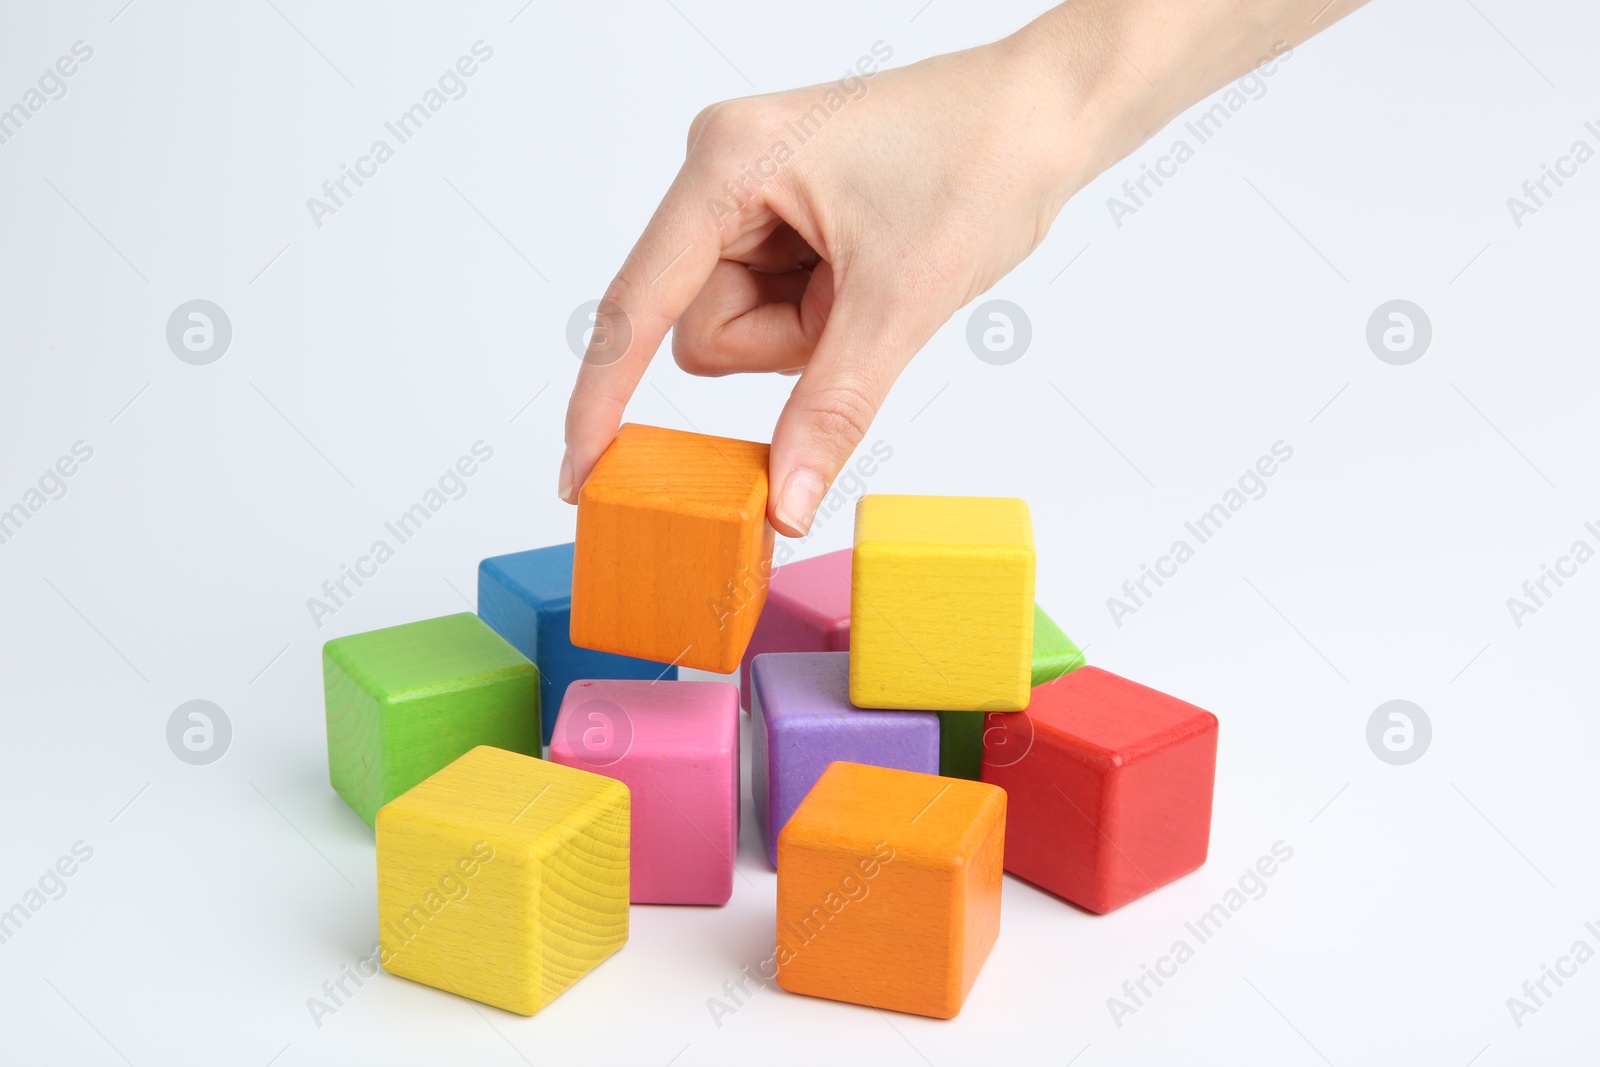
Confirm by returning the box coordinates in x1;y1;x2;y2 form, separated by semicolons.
981;666;1217;913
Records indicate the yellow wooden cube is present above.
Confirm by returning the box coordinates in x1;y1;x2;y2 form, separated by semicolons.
376;745;629;1015
850;495;1035;711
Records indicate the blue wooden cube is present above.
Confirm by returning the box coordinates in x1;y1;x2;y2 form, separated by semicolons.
751;651;939;868
479;543;677;745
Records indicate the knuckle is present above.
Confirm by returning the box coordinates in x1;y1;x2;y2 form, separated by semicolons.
686;103;722;153
670;329;726;377
798;384;877;449
688;98;773;156
602;269;666;336
671;339;711;376
602;270;640;318
689;100;742;150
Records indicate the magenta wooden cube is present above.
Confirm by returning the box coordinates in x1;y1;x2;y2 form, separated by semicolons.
750;651;938;868
739;549;852;711
548;679;738;905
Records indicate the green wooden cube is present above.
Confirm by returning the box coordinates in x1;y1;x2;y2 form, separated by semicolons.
939;604;1085;780
324;612;541;827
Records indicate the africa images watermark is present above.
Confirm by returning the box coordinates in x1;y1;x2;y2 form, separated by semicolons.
1504;518;1600;629
0;440;95;548
0;841;95;948
1504;919;1600;1030
1106;441;1295;627
308;840;496;1028
0;40;95;148
1106;42;1292;228
305;41;495;229
167;700;232;766
705;839;896;1029
1504;119;1600;230
1107;840;1295;1028
305;941;382;1030
705;41;894;226
306;441;494;627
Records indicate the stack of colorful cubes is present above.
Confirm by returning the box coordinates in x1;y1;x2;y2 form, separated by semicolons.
322;423;1218;1019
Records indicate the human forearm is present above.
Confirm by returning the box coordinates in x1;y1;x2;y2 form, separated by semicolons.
1009;0;1370;204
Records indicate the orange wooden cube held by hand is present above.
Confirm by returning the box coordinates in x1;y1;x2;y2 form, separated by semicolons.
776;762;1006;1019
571;424;774;674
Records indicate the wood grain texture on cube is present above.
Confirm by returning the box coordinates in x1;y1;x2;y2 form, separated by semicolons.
324;613;540;828
571;424;773;673
776;762;1004;1019
849;495;1034;712
376;745;629;1015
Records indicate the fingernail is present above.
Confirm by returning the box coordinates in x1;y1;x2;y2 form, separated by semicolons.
558;450;575;503
775;469;826;535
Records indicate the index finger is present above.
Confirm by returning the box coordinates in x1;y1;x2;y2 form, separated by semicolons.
561;168;723;501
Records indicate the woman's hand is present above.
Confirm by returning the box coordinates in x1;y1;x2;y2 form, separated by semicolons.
560;1;1367;535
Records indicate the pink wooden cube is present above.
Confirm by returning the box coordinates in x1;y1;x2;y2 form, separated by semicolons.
739;548;851;710
549;679;739;905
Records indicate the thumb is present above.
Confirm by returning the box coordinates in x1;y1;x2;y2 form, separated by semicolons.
767;290;930;536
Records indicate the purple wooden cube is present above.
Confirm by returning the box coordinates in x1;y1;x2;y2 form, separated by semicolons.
738;548;852;711
750;651;939;868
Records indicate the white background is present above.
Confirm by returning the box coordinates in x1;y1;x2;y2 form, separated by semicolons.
1;1;1596;1064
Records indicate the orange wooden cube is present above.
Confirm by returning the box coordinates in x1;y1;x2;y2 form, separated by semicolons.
571;424;774;673
775;762;1005;1019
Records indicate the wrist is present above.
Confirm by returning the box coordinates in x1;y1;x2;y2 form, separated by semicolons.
998;7;1173;205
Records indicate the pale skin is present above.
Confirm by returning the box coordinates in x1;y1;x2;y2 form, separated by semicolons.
560;0;1370;535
